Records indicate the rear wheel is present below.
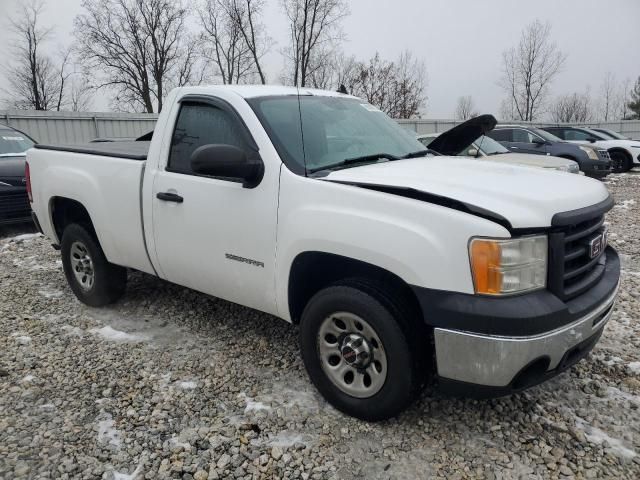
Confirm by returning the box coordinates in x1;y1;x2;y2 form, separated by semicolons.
299;280;426;421
61;223;127;306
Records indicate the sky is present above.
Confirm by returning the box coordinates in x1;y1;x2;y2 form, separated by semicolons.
0;0;638;118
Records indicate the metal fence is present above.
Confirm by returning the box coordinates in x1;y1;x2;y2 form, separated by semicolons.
1;109;639;145
0;110;158;144
398;119;640;139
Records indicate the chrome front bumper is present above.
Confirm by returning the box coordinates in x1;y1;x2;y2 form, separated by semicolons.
434;282;619;387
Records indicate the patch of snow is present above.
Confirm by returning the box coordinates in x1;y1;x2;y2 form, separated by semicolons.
61;325;84;336
267;431;307;447
89;326;149;343
21;375;35;382
615;199;636;210
574;416;636;459
38;289;63;299
245;399;271;413
607;386;640;406
628;362;640;375
169;436;192;451
14;335;32;345
97;411;121;448
239;392;272;414
10;233;42;242
178;380;197;390
39;403;55;411
111;465;142;480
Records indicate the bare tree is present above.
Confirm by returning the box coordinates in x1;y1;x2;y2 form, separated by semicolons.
3;0;69;110
347;51;427;118
499;20;566;121
455;95;478;120
235;0;271;84
617;77;632;120
598;72;617;121
628;76;640;120
75;0;199;113
550;91;592;123
282;0;348;87
68;74;94;111
199;0;255;84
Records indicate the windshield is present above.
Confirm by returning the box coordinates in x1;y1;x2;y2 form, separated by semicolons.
248;95;425;174
473;135;509;155
531;128;561;142
0;130;35;156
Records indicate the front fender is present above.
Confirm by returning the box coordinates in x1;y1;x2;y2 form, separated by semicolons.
275;171;509;320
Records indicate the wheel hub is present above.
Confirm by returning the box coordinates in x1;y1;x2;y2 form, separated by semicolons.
70;241;95;291
340;333;372;368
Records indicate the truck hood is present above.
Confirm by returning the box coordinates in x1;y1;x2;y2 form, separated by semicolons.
428;114;497;156
324;157;610;229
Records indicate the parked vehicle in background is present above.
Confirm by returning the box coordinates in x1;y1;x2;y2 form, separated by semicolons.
590;127;634;141
542;126;640;173
0;126;35;225
487;125;611;178
417;116;580;174
27;85;620;420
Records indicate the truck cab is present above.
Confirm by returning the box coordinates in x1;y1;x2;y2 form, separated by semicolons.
27;86;620;420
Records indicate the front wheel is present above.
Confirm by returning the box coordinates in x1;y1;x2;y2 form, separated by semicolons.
299;281;424;421
61;223;127;307
610;151;632;173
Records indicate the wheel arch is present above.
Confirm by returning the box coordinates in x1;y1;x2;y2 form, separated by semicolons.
49;196;97;244
287;251;423;326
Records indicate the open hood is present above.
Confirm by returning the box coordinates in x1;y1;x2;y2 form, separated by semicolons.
428;114;497;156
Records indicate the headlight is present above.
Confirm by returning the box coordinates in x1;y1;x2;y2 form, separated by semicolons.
553;165;570;173
579;146;599;160
469;235;547;295
569;163;580;173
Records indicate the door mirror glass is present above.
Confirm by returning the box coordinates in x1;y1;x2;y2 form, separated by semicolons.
531;136;546;145
190;144;264;188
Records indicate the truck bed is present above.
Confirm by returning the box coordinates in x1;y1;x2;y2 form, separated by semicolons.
33;141;150;160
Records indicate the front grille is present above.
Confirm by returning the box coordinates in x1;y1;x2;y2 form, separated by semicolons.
0;190;31;223
597;149;611;161
548;214;607;301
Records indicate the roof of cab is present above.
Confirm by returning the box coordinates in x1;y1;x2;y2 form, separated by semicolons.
174;84;359;100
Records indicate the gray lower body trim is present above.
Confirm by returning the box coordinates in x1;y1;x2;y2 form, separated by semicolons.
434;283;619;387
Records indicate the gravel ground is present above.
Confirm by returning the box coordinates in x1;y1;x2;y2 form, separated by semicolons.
1;174;640;480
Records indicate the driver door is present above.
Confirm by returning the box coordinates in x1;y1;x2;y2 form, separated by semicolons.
150;98;279;314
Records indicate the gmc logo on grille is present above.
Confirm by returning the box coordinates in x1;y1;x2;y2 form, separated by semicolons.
588;229;608;259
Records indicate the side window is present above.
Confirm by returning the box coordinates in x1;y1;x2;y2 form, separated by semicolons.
512;129;531;143
547;128;565;139
564;129;591;141
488;129;511;142
168;102;249;175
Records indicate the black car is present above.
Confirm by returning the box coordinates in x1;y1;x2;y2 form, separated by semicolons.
487;125;611;179
0;126;36;225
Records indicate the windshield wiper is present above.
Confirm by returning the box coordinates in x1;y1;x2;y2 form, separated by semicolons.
308;153;399;173
401;148;438;159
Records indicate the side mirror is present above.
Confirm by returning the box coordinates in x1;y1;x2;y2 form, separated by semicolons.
466;148;479;157
531;137;546;146
190;144;264;188
586;137;597;143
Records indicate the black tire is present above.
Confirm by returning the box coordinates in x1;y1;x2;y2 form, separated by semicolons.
299;280;427;421
610;150;632;173
61;223;127;307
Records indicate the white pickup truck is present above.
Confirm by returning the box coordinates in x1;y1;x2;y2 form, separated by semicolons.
27;85;620;420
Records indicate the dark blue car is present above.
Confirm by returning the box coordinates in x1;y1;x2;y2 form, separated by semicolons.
487;125;611;179
0;126;35;225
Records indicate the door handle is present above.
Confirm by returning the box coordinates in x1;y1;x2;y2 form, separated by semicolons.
156;192;184;203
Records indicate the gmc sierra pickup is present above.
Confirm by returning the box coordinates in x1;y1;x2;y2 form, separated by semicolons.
27;86;620;420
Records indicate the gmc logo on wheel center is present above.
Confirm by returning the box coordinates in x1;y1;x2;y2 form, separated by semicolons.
588;229;608;259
